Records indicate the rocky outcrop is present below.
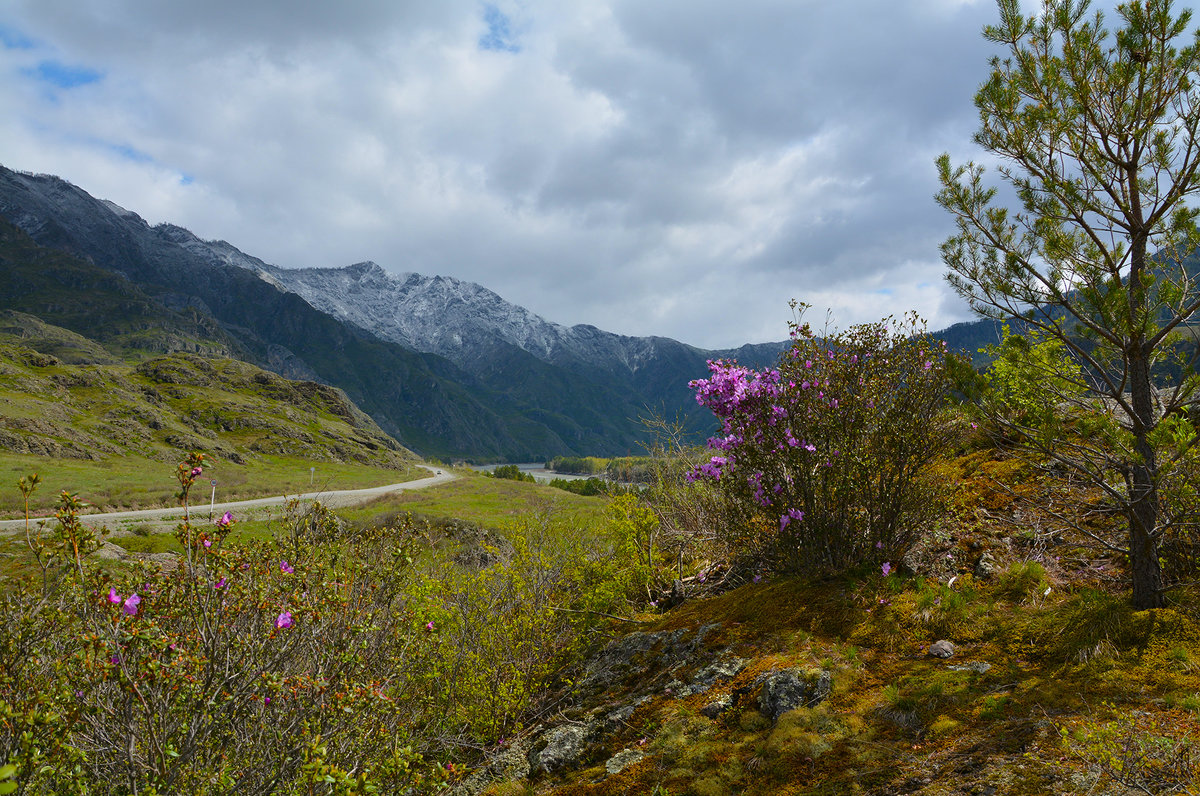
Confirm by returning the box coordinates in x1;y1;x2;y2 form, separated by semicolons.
756;668;833;720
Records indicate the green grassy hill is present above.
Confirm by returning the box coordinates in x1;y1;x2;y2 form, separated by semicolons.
0;316;421;516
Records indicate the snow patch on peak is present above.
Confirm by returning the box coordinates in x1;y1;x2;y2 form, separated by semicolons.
100;199;138;219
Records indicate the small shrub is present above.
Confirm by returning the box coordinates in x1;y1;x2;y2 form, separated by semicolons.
996;560;1049;603
1059;707;1199;794
686;308;963;576
1051;589;1138;664
489;465;535;483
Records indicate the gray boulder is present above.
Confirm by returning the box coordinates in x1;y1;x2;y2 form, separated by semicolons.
604;748;645;776
528;723;594;775
757;669;832;721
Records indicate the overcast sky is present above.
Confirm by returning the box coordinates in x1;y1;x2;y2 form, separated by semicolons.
0;0;1140;348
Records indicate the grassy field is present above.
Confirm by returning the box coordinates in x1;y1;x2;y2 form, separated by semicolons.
337;468;610;531
0;468;612;574
0;451;426;519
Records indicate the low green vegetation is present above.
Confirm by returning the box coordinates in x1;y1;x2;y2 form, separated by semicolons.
340;468;607;531
0;454;638;793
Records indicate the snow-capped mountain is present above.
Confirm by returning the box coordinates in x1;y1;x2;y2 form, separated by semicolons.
201;248;740;377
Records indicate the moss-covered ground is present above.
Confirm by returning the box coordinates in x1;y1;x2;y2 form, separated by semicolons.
470;448;1200;796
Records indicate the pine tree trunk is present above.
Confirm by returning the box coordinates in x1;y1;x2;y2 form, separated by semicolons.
1127;232;1164;610
1128;422;1164;609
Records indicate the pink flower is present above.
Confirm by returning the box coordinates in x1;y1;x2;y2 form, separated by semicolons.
280;561;294;574
275;612;293;629
424;621;435;632
108;587;121;604
215;577;226;589
190;466;202;476
881;562;893;577
123;593;141;616
202;537;212;548
217;511;233;528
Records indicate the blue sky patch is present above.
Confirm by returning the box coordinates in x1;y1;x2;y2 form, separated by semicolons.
107;143;152;163
479;5;519;53
0;25;36;50
24;60;103;89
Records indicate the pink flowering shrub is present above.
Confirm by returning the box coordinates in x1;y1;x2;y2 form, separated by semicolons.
1;454;633;794
0;462;453;794
687;309;962;575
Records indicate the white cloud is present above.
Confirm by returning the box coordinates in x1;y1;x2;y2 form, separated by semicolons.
0;0;1049;348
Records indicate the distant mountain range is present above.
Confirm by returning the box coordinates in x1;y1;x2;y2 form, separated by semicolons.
0;164;1003;460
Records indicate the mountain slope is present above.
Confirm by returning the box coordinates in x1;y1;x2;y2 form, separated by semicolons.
0;216;246;360
0;167;630;459
199;252;788;436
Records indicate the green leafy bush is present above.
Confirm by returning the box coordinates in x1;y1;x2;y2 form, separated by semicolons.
489;464;535;483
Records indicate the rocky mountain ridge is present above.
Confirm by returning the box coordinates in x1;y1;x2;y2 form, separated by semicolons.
154;220;788;380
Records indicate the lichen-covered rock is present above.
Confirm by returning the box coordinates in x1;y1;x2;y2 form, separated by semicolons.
948;661;991;674
575;623;719;699
757;668;832;720
689;656;748;692
603;697;649;732
928;639;956;659
528;723;595;775
604;748;645;776
700;694;732;718
450;735;534;796
92;541;129;561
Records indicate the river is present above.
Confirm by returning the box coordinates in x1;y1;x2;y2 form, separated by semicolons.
469;463;594;483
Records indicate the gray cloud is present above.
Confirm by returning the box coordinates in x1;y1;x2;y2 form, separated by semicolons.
0;0;1121;348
